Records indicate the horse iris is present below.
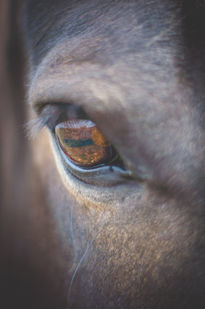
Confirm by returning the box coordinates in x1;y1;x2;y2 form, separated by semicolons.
55;120;114;167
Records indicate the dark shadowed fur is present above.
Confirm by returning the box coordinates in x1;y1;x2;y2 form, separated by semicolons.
1;1;205;308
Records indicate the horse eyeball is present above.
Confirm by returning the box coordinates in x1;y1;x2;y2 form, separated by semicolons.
55;119;114;168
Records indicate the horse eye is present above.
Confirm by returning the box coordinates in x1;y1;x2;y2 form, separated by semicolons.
55;119;115;168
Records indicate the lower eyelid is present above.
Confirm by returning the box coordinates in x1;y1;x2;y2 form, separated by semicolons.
54;135;133;186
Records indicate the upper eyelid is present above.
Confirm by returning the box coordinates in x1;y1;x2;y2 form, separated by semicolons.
26;105;65;138
25;105;58;138
26;103;92;138
40;104;90;126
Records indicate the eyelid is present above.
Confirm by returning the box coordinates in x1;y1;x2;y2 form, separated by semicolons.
54;139;133;186
34;103;88;130
26;104;81;138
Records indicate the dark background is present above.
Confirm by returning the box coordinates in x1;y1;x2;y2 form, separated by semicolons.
0;1;48;308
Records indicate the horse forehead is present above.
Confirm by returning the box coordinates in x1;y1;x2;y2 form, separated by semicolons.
25;0;179;66
26;0;182;109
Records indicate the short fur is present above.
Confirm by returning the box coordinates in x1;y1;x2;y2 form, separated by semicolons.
1;1;205;308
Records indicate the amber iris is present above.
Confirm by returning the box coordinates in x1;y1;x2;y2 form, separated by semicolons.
55;120;114;167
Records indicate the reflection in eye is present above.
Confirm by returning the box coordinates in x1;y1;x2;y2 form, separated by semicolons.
55;120;115;168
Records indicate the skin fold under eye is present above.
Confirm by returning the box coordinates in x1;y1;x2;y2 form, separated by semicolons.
55;119;116;168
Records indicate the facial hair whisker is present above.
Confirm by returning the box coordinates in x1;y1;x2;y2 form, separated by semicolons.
68;214;107;299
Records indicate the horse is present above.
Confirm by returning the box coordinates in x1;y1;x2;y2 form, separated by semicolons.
0;0;205;308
